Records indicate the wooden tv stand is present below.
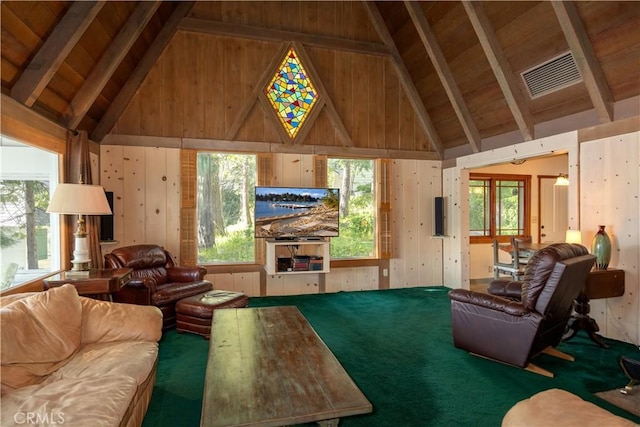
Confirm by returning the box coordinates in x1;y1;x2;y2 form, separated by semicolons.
264;239;330;275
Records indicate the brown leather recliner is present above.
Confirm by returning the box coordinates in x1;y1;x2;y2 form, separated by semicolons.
105;244;212;330
448;243;596;377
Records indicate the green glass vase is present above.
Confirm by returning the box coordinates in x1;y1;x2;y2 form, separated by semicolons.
591;225;611;270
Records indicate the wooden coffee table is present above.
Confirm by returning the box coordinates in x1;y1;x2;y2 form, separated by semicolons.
201;306;372;427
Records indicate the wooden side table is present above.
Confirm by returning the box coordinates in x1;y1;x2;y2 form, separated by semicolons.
562;268;625;348
44;268;132;301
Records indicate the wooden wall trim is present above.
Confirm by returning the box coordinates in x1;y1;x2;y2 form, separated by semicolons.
104;135;440;160
377;158;393;259
103;134;182;148
1;94;66;153
179;149;197;265
204;264;264;274
106;117;639;157
330;258;381;269
178;17;390;57
577;116;640;143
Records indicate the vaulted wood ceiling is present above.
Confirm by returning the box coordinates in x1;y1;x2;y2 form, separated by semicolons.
2;1;639;159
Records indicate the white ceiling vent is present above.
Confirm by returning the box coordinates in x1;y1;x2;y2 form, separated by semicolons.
521;52;582;98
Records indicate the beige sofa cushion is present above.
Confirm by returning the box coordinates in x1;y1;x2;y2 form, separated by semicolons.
52;341;158;387
0;375;137;427
0;285;82;390
80;297;162;345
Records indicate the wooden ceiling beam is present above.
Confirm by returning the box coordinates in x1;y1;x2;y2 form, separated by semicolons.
92;2;195;143
64;1;161;130
179;17;391;57
463;1;534;141
405;1;481;153
362;1;444;158
551;1;613;123
10;1;105;107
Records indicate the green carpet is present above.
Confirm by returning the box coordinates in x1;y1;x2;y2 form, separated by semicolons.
143;287;640;426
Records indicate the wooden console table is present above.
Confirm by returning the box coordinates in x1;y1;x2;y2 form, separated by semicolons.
563;268;625;348
201;306;372;427
44;268;132;301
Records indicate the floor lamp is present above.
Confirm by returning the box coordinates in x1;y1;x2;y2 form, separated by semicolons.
47;183;112;272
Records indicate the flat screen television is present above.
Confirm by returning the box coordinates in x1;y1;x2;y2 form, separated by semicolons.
254;187;340;239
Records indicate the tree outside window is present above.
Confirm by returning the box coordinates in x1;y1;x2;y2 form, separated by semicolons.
196;153;256;263
1;138;61;289
327;159;375;258
469;173;530;243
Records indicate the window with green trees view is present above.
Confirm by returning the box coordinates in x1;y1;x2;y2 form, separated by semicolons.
328;159;375;258
469;173;530;243
196;153;256;264
1;138;61;289
195;154;376;263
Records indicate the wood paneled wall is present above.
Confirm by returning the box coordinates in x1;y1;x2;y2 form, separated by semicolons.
390;159;444;287
100;145;181;257
112;31;432;154
100;144;444;296
581;132;640;345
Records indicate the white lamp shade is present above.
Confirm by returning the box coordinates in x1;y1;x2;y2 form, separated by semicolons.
555;174;569;186
47;183;112;215
565;229;583;244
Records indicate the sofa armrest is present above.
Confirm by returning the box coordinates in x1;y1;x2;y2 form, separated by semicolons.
167;266;206;282
127;277;158;293
80;297;162;345
448;289;529;316
487;279;523;299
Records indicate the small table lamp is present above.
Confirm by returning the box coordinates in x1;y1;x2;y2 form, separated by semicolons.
565;229;583;245
47;183;112;271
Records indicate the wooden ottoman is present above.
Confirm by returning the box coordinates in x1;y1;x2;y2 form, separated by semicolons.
176;290;249;339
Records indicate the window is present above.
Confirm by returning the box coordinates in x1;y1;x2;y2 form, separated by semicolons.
469;173;531;243
0;137;61;290
196;153;256;264
327;158;375;258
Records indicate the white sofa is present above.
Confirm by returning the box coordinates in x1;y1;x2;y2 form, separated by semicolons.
1;284;162;427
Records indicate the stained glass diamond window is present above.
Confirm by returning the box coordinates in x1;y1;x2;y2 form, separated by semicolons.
265;48;318;139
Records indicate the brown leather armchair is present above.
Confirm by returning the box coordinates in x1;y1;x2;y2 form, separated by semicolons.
448;243;596;377
105;244;212;330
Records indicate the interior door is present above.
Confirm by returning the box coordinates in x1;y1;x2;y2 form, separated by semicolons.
539;177;568;243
